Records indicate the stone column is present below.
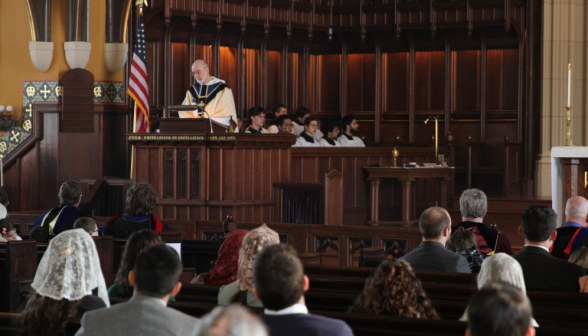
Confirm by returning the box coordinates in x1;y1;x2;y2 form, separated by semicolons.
536;0;588;196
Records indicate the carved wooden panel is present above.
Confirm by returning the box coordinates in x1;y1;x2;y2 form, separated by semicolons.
177;149;187;198
61;69;94;132
349;237;373;267
314;236;340;266
190;150;200;198
164;150;174;197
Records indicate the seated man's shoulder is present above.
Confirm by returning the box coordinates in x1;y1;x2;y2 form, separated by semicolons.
263;313;352;336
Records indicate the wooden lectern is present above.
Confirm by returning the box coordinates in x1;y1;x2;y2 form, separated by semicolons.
159;118;228;134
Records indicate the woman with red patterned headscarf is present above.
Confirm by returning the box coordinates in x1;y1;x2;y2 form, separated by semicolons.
191;230;249;285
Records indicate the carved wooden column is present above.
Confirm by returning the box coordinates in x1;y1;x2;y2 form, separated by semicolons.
400;178;415;224
367;178;381;226
438;177;449;209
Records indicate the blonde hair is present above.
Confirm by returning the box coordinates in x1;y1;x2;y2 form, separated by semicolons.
569;246;588;269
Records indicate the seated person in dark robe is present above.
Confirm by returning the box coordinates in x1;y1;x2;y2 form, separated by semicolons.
551;196;588;260
32;180;87;235
103;184;174;238
452;188;513;256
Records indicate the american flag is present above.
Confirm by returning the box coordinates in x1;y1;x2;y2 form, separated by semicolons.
128;11;149;133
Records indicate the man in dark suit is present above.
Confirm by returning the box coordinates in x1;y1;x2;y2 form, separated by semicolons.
254;244;354;336
75;244;200;336
513;205;585;292
400;206;471;273
551;196;588;260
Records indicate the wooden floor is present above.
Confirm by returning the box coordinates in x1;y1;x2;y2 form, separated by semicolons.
448;195;552;253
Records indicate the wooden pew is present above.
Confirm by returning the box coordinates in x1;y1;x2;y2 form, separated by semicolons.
0;241;37;313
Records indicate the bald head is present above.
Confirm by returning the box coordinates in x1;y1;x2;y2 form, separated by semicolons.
565;196;588;227
192;60;211;84
419;206;452;242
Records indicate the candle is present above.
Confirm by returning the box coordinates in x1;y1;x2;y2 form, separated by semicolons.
567;63;571;107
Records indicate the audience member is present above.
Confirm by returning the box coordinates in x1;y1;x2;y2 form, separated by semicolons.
319;119;342;147
446;230;484;273
197;304;268;336
29;226;49;243
75;244;200;336
0;218;21;241
459;253;538;327
272;115;294;134
245;107;269;133
569;246;588;292
218;224;280;307
349;259;439;319
108;229;167;299
191;230;249;285
103;184;174;238
338;116;365;147
466;282;535;336
74;217;99;236
400;207;470;273
513;205;585;292
292;107;323;140
551;196;588;259
452;189;513;256
32;180;87;234
17;229;109;336
254;244;354;336
268;104;293;134
237;117;243;133
293;116;321;147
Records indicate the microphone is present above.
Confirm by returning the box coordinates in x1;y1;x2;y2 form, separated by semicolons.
192;98;214;133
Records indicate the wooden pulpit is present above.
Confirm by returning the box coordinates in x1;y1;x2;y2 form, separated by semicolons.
127;123;297;223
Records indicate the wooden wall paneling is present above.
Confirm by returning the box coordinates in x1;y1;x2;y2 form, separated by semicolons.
374;36;382;144
408;36;415;143
238;29;246;120
429;51;445;112
319;54;341;112
221;147;234;202
362;54;376;113
414;52;429;113
288;52;300;110
281;35;290;110
486;49;501;112
340;38;348;116
39;112;59;210
213;26;223;78
171;43;189;106
266;51;282;109
452;50;480;114
219;47;239;99
163;19;173;118
480;37;487;142
260;32;269;109
444;39;451;135
59;114;101;182
302;38;311;107
5;159;22;212
383;52;408;114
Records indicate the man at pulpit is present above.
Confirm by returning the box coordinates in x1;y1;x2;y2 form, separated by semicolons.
452;189;513;256
181;60;239;132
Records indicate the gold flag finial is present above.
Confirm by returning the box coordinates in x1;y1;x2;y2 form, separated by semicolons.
568;63;571;70
136;0;149;6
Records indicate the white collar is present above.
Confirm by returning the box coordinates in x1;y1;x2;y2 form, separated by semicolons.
524;244;550;253
264;303;308;315
200;76;225;86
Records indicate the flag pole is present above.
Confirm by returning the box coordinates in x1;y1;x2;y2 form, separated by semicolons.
130;103;136;180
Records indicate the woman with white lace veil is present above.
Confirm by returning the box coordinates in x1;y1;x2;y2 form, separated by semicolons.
16;229;110;336
459;253;539;327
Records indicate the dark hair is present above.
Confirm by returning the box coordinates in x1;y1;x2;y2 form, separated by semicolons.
125;184;157;217
419;207;451;239
349;259;439;318
324;119;340;134
248;107;265;120
0;218;15;233
276;114;292;127
16;294;81;336
296;106;310;119
446;230;478;252
304;116;317;127
0;188;8;205
73;217;97;234
253;244;304;310
341;115;356;132
520;205;557;242
29;226;49;243
273;104;287;114
115;229;163;296
134;244;182;297
467;282;532;336
59;181;82;206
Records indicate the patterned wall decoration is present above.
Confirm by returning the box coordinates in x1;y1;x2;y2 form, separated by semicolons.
0;80;124;157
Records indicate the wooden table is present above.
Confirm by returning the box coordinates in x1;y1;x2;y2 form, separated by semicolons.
363;166;454;226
